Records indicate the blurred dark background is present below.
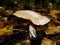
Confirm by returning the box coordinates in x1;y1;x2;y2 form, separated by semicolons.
0;0;60;10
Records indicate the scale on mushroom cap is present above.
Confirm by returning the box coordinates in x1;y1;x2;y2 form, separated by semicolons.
13;10;50;38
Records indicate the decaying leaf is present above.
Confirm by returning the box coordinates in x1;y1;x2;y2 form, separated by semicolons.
4;10;14;15
0;25;13;36
41;37;54;45
45;26;60;34
49;10;60;20
15;39;30;45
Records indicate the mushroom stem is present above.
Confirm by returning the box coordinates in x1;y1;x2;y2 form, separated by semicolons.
29;25;37;38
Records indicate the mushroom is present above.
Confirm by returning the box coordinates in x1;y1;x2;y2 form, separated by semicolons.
13;10;50;38
13;10;50;25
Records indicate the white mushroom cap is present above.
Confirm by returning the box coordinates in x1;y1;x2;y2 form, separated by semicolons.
13;10;50;25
